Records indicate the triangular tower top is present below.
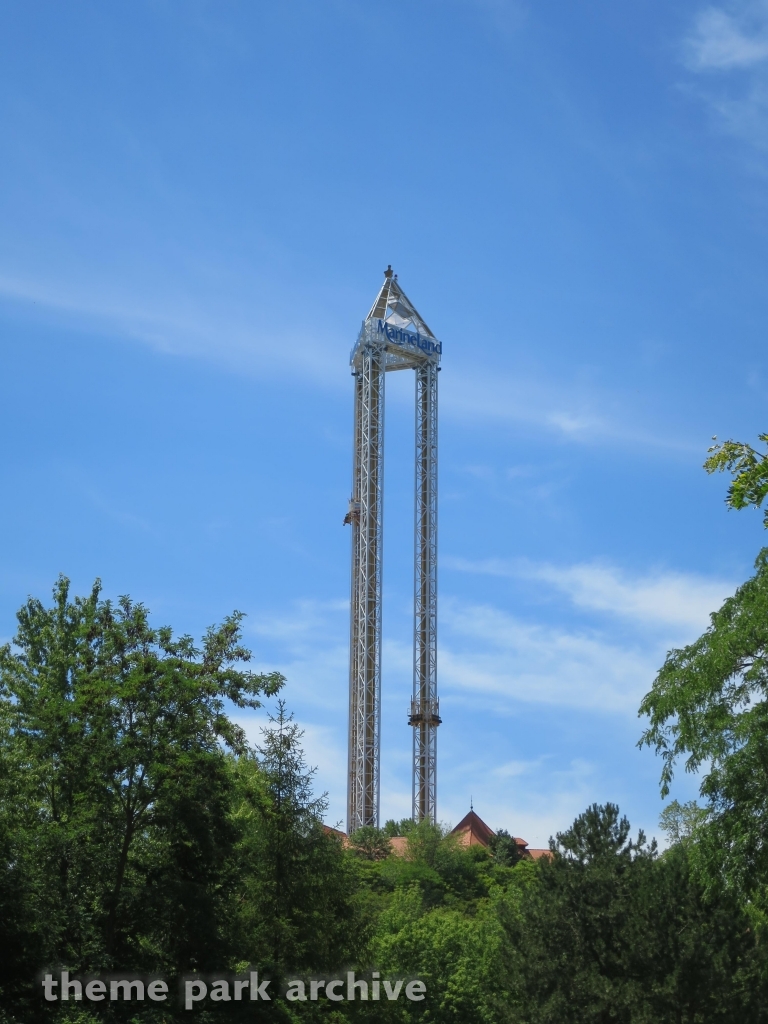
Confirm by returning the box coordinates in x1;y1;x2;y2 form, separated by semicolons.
365;266;436;340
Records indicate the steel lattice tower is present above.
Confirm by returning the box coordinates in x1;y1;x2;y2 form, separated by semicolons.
345;267;442;833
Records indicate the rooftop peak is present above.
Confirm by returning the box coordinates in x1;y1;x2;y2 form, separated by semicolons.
365;269;435;339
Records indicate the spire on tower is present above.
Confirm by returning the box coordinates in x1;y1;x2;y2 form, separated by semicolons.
366;271;436;339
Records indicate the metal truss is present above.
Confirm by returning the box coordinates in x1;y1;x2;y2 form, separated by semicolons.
410;360;440;823
346;340;385;833
346;267;441;833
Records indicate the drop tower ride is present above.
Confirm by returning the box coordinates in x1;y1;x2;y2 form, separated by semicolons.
345;267;442;834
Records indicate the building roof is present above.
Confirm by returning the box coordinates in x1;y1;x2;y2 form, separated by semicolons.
325;814;551;861
450;809;552;861
322;824;347;840
526;848;552;861
451;809;496;847
388;836;409;856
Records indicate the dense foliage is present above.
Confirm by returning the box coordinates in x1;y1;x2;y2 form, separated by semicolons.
0;579;353;1022
640;548;768;905
2;565;768;1022
640;432;768;912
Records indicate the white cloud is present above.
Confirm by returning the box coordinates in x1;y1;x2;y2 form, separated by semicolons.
681;4;768;151
435;556;737;717
0;271;346;387
250;598;348;643
445;556;734;631
685;5;768;70
440;600;658;713
262;647;349;713
491;756;548;778
232;586;685;837
443;370;611;443
702;81;768;148
238;555;726;831
440;366;695;453
532;562;733;630
0;270;696;455
246;600;350;713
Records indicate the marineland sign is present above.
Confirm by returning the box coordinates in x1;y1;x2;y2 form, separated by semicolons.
377;319;442;356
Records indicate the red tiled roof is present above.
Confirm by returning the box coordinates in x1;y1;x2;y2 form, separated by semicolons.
388;836;409;856
323;824;349;847
323;824;346;837
450;811;553;862
525;848;552;861
451;809;495;847
324;817;552;862
323;827;411;858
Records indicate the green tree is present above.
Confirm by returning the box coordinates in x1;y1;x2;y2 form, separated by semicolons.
405;819;452;867
512;803;768;1023
488;829;523;867
235;701;360;976
513;804;656;1023
705;433;768;525
382;817;416;837
658;800;707;847
370;883;516;1024
639;549;768;901
0;576;283;1011
643;843;768;1021
638;434;768;904
366;820;492;913
349;825;392;861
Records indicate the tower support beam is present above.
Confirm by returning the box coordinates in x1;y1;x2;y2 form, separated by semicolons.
411;361;439;823
347;341;385;833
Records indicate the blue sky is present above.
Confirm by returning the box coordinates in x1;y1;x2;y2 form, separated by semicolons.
2;0;768;845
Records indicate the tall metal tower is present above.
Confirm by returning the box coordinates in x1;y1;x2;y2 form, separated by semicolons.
345;267;442;834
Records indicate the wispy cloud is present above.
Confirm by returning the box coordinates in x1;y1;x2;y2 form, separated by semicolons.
445;556;735;631
244;554;734;756
441;368;695;453
443;369;612;442
491;756;548;779
246;599;349;713
529;562;733;630
235;585;685;838
682;3;768;150
56;464;156;535
250;598;348;644
440;600;658;713
685;5;768;70
0;269;694;454
434;555;738;720
0;271;346;387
